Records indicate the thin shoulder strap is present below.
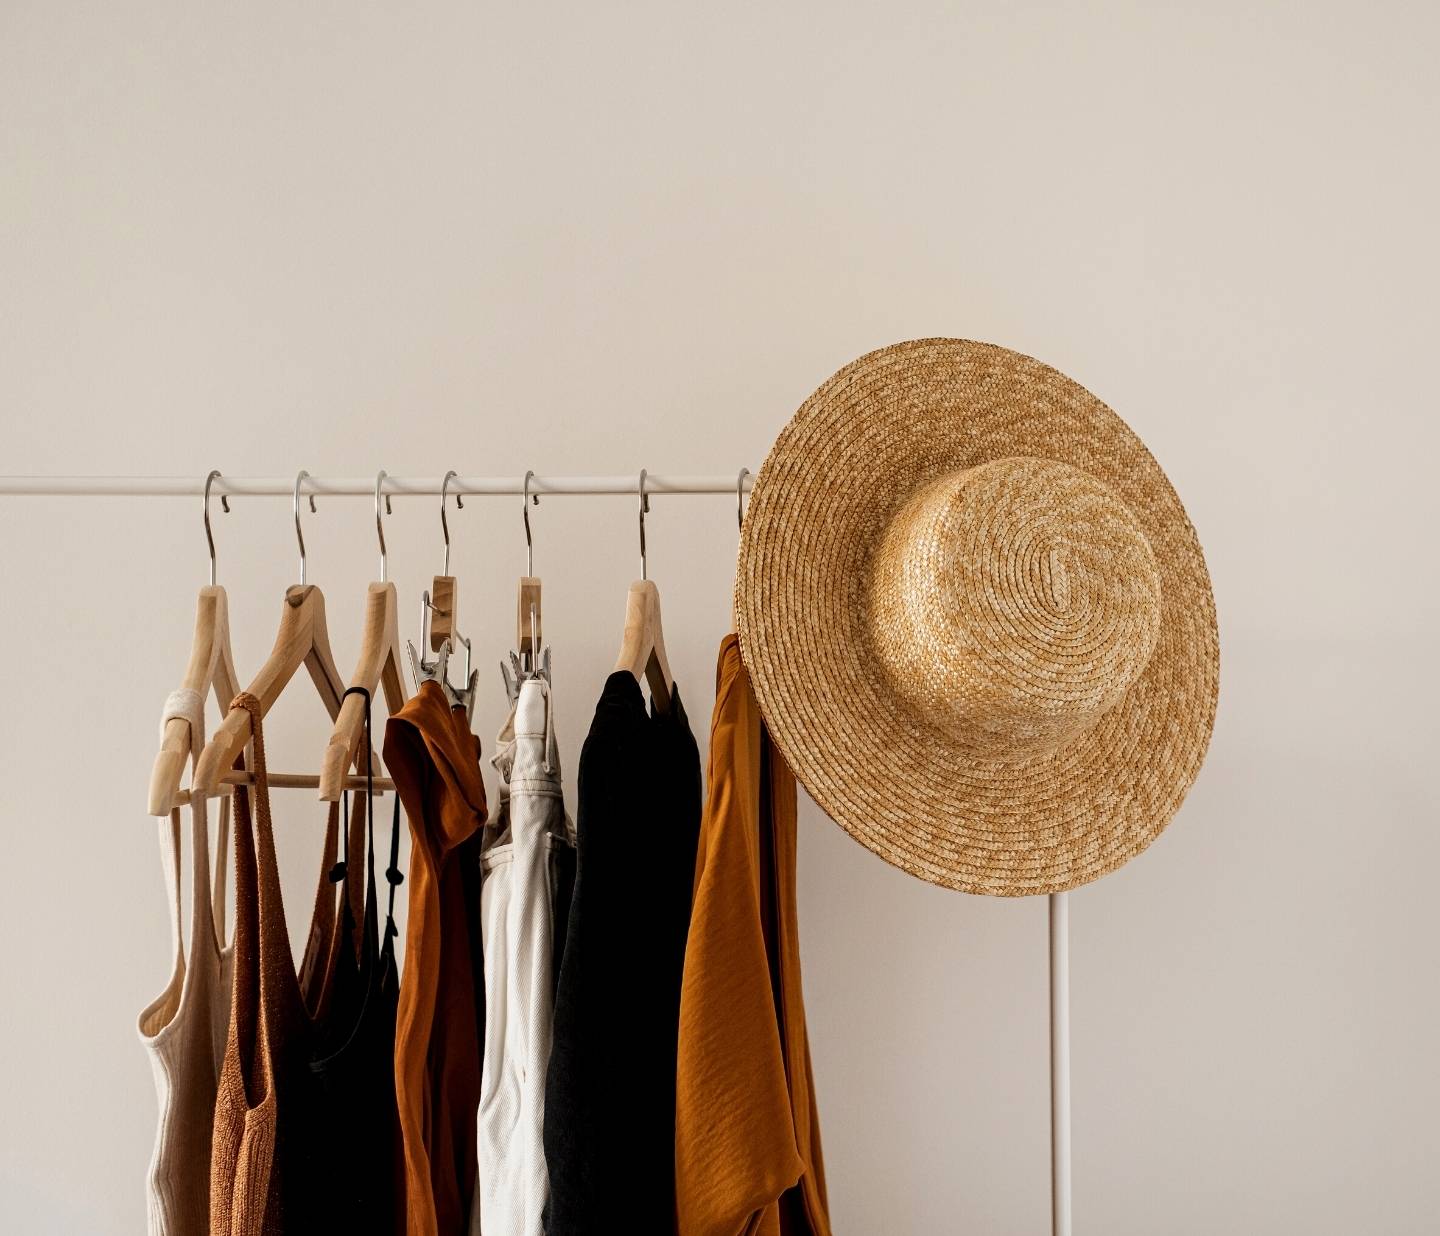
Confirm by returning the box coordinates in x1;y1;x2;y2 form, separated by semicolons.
158;687;212;962
231;692;296;991
342;686;380;950
339;686;405;947
212;793;231;951
154;809;185;971
226;696;261;1062
385;791;404;936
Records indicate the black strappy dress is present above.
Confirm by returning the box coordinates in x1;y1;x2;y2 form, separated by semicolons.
310;686;405;1230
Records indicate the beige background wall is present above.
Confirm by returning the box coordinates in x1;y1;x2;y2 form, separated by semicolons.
3;2;1437;1232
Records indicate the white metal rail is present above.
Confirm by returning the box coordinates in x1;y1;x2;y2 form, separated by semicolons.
0;472;1073;1235
0;474;751;497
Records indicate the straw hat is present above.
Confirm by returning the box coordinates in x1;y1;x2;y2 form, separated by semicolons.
736;339;1218;896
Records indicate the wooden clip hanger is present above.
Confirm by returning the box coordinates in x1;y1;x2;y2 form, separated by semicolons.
428;471;462;655
193;471;377;798
408;470;479;717
517;470;543;674
147;472;243;815
614;469;674;712
318;472;409;801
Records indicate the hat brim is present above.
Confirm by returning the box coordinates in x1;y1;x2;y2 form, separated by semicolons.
736;339;1219;896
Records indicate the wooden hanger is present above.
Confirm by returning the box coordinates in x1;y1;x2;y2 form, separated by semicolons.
147;473;243;815
614;470;674;712
193;472;375;797
615;580;673;712
150;587;242;813
318;474;409;801
318;582;407;799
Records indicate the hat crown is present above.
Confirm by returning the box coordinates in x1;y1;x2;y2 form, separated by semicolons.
866;457;1162;759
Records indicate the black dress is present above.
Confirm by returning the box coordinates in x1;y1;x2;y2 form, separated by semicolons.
543;672;702;1235
309;688;405;1232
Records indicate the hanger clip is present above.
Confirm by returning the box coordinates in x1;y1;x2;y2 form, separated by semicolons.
409;588;478;718
407;632;479;721
502;647;551;705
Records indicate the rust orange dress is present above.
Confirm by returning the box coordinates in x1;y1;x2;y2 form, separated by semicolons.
675;635;831;1236
385;681;490;1236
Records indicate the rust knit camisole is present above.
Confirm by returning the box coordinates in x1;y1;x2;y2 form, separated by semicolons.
209;694;324;1234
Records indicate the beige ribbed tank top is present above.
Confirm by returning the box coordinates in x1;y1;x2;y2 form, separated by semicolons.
138;687;233;1236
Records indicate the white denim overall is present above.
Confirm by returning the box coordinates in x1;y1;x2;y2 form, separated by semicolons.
472;669;575;1236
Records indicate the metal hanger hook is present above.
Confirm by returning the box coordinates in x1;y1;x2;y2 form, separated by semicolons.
522;470;539;576
293;470;316;586
736;467;751;531
203;469;230;586
638;468;650;581
374;470;392;582
440;470;462;575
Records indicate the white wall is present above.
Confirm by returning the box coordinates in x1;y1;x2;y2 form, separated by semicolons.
3;2;1437;1232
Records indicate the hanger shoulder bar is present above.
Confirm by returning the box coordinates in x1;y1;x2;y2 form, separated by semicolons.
173;769;397;808
194;585;335;793
318;581;406;801
146;585;238;815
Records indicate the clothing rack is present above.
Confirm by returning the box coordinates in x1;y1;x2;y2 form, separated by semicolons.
0;472;1074;1236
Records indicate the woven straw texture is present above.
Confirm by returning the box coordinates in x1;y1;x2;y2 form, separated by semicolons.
736;339;1219;896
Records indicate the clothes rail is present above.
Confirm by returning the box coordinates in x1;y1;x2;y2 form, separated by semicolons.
0;475;752;497
0;468;1074;1236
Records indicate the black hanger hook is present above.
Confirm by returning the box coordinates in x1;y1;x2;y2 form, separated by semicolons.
637;469;650;581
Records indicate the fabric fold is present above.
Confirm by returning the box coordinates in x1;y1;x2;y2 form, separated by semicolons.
675;635;830;1236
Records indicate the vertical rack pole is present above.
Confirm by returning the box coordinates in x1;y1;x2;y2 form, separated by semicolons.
1050;891;1072;1236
